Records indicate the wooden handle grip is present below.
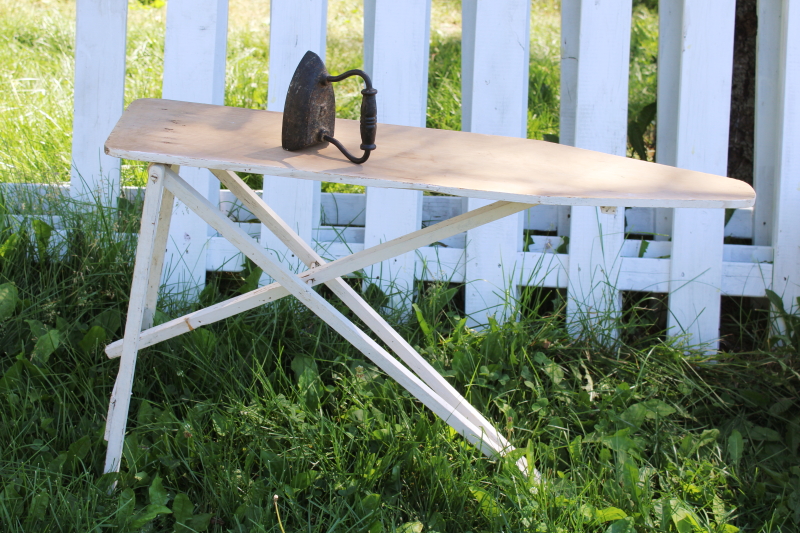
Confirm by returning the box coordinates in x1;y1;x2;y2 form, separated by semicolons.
359;88;378;151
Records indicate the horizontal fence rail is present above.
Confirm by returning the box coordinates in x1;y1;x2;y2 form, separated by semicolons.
6;0;795;351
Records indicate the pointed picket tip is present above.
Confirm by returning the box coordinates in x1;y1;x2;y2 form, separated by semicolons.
106;98;755;209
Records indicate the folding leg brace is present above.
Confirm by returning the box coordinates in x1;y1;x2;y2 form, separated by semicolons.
104;163;534;475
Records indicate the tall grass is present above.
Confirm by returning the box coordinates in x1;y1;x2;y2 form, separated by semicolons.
1;1;799;532
0;0;655;182
0;194;798;530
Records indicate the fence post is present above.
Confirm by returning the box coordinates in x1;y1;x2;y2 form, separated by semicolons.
771;0;800;319
667;0;736;351
461;0;529;328
752;0;782;246
562;0;631;343
361;0;428;315
159;0;228;299
70;0;127;206
260;0;327;277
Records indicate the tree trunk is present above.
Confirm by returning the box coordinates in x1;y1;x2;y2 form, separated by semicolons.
727;0;757;184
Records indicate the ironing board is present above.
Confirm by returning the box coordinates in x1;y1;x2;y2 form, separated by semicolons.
101;98;755;475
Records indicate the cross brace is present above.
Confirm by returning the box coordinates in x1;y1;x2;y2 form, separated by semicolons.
103;163;534;476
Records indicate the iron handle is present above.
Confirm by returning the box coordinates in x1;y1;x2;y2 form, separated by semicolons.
322;70;377;164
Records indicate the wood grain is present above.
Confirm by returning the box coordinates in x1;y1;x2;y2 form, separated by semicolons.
105;98;755;209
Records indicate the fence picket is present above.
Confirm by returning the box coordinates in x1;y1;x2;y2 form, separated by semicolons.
654;0;682;240
362;0;429;313
563;0;632;342
160;0;228;297
771;0;800;318
461;0;529;327
62;1;788;343
753;0;782;246
261;0;327;275
667;0;736;350
557;0;580;238
70;0;127;205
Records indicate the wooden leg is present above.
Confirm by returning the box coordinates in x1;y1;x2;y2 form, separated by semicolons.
211;169;515;456
162;168;521;466
106;195;532;358
142;186;174;330
104;164;168;474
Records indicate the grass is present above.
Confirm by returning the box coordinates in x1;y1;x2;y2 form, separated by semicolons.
1;1;799;532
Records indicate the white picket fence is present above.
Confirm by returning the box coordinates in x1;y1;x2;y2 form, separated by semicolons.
50;0;800;350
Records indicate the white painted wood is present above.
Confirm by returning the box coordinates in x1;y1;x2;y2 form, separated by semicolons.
320;193;367;226
517;252;569;290
71;0;127;205
261;0;327;275
625;207;656;236
565;0;631;343
416;246;467;282
161;168;520;466
558;0;581;238
771;0;800;319
524;205;560;233
104;164;167;474
722;261;772;297
618;257;669;293
315;226;365;244
654;0;683;241
753;0;782;246
207;235;246;271
668;0;736;351
362;0;429;312
212;168;518;460
106;199;532;358
516;252;772;299
559;0;580;154
727;209;755;239
130;186;759;242
161;0;228;297
142;186;175;330
722;244;773;263
461;0;530;327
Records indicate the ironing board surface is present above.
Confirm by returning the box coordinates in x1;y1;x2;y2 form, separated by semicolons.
105;98;755;209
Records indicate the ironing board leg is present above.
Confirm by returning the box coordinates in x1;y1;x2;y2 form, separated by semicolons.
161;168;519;467
211;169;517;459
142;165;177;330
103;163;169;474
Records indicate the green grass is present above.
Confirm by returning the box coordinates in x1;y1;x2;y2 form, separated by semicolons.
0;200;798;531
1;1;800;531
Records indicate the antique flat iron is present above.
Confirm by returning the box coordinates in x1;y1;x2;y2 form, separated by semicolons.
282;50;377;164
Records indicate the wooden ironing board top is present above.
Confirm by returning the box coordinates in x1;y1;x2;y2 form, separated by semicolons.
105;98;755;209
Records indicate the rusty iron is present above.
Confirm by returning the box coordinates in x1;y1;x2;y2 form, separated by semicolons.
282;51;377;164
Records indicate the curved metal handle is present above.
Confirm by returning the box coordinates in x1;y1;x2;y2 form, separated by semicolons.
323;70;377;164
